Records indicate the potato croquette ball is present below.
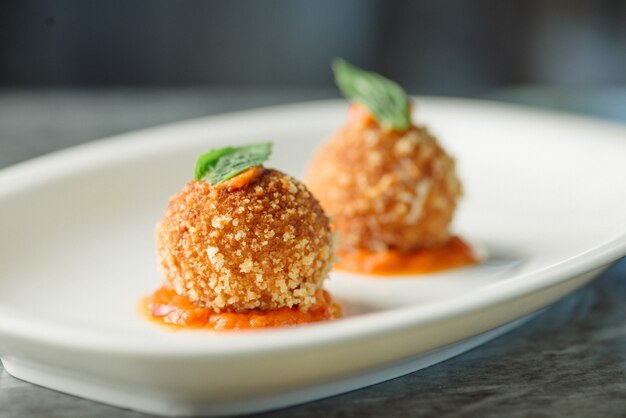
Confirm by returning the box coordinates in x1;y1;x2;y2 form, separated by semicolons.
305;59;462;254
156;168;335;312
306;113;461;253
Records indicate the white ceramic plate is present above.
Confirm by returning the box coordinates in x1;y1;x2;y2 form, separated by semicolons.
0;98;625;417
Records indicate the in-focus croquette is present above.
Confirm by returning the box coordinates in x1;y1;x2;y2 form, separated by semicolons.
156;169;334;312
305;117;462;253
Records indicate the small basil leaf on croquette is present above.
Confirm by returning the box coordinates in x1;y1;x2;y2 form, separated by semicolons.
332;58;410;131
194;142;272;185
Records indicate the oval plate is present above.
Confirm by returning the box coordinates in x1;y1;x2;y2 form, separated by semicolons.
0;98;625;416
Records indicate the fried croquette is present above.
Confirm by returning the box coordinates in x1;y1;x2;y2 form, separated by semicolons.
305;107;462;253
156;168;334;312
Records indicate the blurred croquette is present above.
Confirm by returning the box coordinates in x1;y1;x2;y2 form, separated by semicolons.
305;60;462;254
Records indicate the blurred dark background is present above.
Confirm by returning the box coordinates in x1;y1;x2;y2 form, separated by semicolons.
2;0;625;94
1;0;626;168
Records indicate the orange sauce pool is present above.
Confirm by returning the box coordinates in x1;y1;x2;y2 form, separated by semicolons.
144;287;340;330
335;236;478;276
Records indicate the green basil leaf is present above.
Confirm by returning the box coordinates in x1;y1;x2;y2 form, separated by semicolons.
332;58;410;131
194;142;272;185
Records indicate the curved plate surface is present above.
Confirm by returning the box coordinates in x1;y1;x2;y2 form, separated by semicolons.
0;98;625;416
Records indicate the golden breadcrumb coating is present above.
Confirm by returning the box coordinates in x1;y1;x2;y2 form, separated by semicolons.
156;169;334;312
305;120;462;253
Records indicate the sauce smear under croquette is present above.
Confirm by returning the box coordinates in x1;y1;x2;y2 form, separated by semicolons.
334;236;478;276
146;287;340;330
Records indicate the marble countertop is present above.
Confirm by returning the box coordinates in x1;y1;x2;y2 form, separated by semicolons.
1;88;625;418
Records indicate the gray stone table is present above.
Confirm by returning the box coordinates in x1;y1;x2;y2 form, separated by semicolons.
1;88;625;418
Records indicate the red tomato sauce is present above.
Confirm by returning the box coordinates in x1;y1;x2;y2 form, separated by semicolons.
334;236;478;276
144;287;340;330
214;166;264;191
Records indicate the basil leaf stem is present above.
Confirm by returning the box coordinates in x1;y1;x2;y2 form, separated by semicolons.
332;58;410;131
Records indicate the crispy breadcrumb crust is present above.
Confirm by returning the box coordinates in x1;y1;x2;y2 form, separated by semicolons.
156;169;334;312
305;122;462;253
